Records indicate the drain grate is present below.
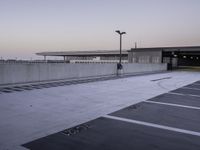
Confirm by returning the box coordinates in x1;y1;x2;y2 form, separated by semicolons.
151;77;172;82
61;124;90;136
19;87;34;90
12;87;25;91
30;86;43;89
3;87;14;90
0;89;13;93
37;84;52;88
0;76;124;94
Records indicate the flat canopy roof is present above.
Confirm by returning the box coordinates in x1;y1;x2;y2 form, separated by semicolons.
36;50;128;57
129;46;200;52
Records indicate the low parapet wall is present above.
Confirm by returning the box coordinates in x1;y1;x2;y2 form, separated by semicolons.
0;63;167;85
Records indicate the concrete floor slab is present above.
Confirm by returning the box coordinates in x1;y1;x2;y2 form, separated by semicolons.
0;71;200;149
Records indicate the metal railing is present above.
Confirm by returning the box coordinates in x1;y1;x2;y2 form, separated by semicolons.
0;60;69;64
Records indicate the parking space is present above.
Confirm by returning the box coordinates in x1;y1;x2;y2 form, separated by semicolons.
23;117;200;150
148;93;200;107
194;81;200;84
22;80;200;150
171;88;200;96
110;101;200;132
184;83;200;89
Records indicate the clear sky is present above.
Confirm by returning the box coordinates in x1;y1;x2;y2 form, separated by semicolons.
0;0;200;59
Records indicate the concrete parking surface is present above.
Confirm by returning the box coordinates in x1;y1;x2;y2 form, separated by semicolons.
0;71;200;149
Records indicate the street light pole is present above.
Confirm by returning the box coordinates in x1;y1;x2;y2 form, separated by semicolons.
119;33;122;64
115;30;126;69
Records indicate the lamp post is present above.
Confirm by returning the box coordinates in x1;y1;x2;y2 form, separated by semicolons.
115;30;126;69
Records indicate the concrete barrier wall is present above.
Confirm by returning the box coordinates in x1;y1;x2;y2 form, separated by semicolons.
123;63;167;74
0;63;167;85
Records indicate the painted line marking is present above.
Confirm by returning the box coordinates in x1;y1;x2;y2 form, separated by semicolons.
168;92;200;98
104;115;200;137
168;92;185;96
145;101;200;110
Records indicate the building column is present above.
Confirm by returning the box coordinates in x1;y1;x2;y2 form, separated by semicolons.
44;56;46;61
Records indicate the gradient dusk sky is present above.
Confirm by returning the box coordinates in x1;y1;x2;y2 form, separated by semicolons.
0;0;200;59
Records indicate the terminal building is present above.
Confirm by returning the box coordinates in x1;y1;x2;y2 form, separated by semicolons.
36;50;128;63
37;46;200;67
128;46;200;67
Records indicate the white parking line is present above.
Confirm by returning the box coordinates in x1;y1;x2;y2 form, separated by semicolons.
182;87;200;91
145;101;200;110
168;92;185;96
168;92;200;98
104;115;200;137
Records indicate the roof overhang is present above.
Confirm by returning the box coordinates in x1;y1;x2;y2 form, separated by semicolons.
36;50;128;57
128;46;200;52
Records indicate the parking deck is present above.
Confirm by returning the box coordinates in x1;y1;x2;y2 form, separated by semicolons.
23;78;200;150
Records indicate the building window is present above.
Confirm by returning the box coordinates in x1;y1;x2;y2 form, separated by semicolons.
152;56;160;63
138;56;150;63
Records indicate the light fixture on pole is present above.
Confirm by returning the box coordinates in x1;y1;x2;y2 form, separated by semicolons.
115;30;126;69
